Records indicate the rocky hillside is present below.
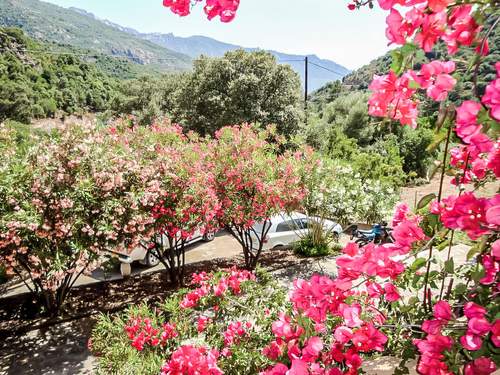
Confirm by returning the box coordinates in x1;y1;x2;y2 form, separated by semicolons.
0;0;192;72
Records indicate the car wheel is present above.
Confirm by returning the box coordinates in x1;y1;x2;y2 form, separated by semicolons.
203;232;215;242
272;245;284;250
144;250;160;267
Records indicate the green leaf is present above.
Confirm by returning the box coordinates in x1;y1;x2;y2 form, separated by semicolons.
417;193;436;210
454;283;466;295
426;129;448;152
400;43;417;56
467;245;481;260
444;258;454;274
471;267;485;283
408;80;420;90
411;257;427;271
391;50;404;75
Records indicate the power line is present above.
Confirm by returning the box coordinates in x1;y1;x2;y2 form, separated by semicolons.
307;61;345;76
277;58;305;63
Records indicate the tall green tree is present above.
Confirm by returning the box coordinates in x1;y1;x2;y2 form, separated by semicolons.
174;50;302;136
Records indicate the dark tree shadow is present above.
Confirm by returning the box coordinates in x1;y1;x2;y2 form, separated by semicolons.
0;317;96;375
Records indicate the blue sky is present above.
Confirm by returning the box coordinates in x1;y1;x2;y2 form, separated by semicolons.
44;0;390;69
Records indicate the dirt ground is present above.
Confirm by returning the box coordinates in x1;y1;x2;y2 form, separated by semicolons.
399;174;499;209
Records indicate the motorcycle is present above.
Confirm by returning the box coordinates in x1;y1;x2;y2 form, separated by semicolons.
349;221;394;247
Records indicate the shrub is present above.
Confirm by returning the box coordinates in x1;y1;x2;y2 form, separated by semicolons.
293;236;331;257
90;268;288;375
210;125;306;269
0;122;156;315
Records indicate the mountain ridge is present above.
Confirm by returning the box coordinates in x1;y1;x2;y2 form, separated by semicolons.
132;31;351;93
0;0;351;91
0;0;192;71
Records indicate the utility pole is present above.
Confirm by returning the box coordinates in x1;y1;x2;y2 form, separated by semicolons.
304;56;308;125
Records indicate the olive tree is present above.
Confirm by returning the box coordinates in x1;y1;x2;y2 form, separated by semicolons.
174;50;302;136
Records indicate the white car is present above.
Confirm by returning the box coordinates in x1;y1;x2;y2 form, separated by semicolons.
117;230;215;276
250;212;342;250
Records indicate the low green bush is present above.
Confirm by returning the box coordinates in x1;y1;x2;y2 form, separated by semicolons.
90;268;288;375
292;234;342;258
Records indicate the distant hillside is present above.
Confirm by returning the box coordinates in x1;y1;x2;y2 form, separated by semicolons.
0;0;192;72
0;27;119;123
310;18;499;106
340;16;499;94
0;0;350;91
138;32;351;93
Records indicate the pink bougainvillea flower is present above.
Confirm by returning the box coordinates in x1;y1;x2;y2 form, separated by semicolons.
427;0;453;12
341;303;364;328
351;323;388;352
464;357;497;375
480;254;499;285
463;302;487;319
162;0;193;16
197;315;210;333
334;326;354;345
482;62;500;121
492;239;500;259
414;332;453;354
467;317;491;336
491;320;500;347
487;141;500;178
383;283;401;302
391;219;426;254
368;70;419;128
414;11;447;52
272;313;304;341
161;345;223;375
411;60;456;101
438;193;495;239
455;100;483;143
262;340;284;361
301;336;323;362
442;5;482;54
422;319;445;335
385;7;423;46
433;301;452;321
204;0;240;22
392;202;411;227
460;332;483;351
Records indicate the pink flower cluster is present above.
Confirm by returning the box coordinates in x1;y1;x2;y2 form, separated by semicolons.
464;357;497;375
124;317;178;351
368;60;457;127
460;302;500;352
223;321;252;347
482;62;500;122
410;61;456;102
259;273;388;374
161;345;223;375
383;2;485;55
162;0;240;22
368;70;418;128
449;77;499;186
180;267;255;309
432;192;500;240
414;301;454;375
